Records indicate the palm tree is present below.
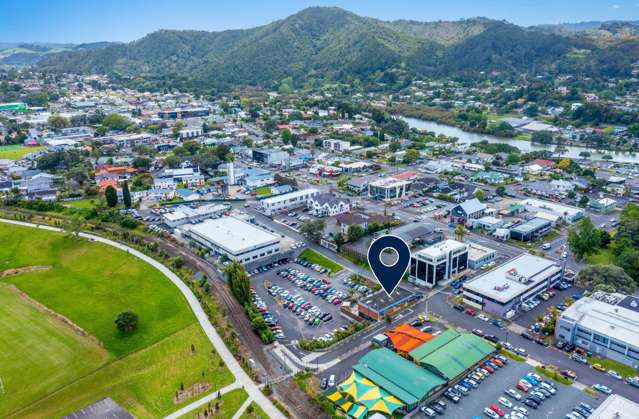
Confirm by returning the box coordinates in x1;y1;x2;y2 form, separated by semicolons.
455;224;466;242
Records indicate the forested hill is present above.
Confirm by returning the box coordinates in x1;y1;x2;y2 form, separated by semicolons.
35;7;639;92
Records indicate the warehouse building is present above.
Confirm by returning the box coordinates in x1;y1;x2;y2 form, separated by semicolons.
162;203;229;228
185;216;280;264
357;287;420;321
409;329;495;383
556;293;639;368
521;198;584;223
409;239;468;288
260;188;319;215
462;254;563;316
588;394;639;419
509;217;552;242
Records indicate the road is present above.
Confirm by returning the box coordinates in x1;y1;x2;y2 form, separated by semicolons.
0;218;284;419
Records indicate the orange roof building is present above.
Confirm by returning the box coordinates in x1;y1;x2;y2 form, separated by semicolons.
384;323;433;358
99;178;118;192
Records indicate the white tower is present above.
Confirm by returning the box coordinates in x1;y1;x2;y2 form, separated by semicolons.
227;161;236;185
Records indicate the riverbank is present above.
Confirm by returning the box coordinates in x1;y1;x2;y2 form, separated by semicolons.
400;116;639;164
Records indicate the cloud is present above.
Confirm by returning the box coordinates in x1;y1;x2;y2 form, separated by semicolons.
612;4;622;8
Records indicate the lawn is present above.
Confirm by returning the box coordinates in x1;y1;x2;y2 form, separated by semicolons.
587;355;637;378
299;248;343;273
0;223;233;418
240;402;270;419
0;283;112;416
62;198;101;210
180;388;248;419
254;187;273;197
586;248;615;265
0;144;45;160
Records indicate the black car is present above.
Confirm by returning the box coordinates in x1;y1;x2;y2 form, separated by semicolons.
435;399;447;409
430;403;444;414
555;341;566;350
484;334;499;343
529;395;543;404
535;337;549;347
524;398;539;409
453;304;465;311
574;407;590;418
409;319;423;327
564;344;576;352
521;331;533;340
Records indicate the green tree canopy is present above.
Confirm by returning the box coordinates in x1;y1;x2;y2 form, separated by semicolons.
115;310;138;334
105;185;118;208
577;265;636;295
567;217;601;260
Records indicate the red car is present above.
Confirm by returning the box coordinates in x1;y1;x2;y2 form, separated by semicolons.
490;404;505;417
516;382;530;393
480;365;494;373
465;308;475;316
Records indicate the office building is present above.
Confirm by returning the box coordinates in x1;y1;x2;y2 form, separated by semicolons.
509;217;552;242
556;293;639;368
358;287;420;321
409;240;468;288
521;198;584;223
368;177;410;201
162;203;229;228
260;188;319;216
467;242;497;269
185;216;280;264
462;254;562;316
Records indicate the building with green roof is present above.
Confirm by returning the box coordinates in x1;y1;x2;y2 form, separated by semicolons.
409;329;495;382
352;348;446;409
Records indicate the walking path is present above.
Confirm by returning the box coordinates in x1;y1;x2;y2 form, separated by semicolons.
0;219;283;419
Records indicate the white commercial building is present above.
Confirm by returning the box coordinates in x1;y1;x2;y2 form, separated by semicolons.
588;394;639;419
162;203;229;228
463;254;562;316
467;242;497;269
556;293;639;368
521;198;584;223
368;177;410;201
185;216;280;264
260;188;319;216
409;239;468;288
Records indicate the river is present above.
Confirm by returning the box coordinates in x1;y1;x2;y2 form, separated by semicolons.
401;116;639;164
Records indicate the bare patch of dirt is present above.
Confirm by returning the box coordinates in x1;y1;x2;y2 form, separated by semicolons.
6;284;103;347
174;382;212;404
0;265;51;277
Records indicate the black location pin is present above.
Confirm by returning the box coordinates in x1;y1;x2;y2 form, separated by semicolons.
367;235;411;296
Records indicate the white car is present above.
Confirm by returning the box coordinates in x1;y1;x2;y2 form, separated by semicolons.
513;405;528;416
608;370;623;380
498;397;513;408
505;388;522;400
484;407;500;419
476;314;490;322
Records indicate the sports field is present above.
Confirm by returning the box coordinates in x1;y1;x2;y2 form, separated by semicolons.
0;223;233;418
0;144;44;160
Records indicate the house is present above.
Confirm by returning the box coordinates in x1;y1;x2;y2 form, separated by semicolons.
347;177;369;194
335;211;391;235
95;165;137;184
155;167;205;188
308;193;350;217
99;178;119;192
471;171;507;184
450;198;486;224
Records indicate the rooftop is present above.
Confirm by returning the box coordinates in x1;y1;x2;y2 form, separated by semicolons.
261;188;318;204
384;323;433;354
463;254;561;303
589;394;639;419
414;239;466;260
521;198;582;218
561;296;639;347
511;217;551;234
359;287;417;313
353;348;446;405
187;216;280;254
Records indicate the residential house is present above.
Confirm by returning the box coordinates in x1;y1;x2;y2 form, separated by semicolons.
308;193;350;217
335;211;391;235
450;198;486;224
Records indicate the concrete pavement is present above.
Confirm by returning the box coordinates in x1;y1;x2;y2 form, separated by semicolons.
0;219;284;419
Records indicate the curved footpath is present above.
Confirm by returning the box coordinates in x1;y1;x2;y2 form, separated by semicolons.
0;219;283;419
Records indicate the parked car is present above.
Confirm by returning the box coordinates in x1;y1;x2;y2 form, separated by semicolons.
592;363;606;372
505;388;522;400
608;370;623;380
592;384;612;394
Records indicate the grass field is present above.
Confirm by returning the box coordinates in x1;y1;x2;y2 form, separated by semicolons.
299;248;343;273
0;144;44;160
586;248;615;265
0;223;233;418
240;402;270;419
180;388;248;419
62;198;101;209
587;355;637;378
254;187;273;197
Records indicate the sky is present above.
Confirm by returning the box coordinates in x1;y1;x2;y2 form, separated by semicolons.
3;0;639;44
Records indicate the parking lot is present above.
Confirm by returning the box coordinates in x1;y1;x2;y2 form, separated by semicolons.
423;361;599;418
251;261;354;342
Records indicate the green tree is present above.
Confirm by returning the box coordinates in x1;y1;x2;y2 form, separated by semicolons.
567;217;601;260
402;149;420;164
300;219;326;243
578;195;589;207
334;232;345;251
455;224;466;242
64;215;83;238
122;181;132;208
115;310;138;334
102;114;131;131
225;261;251;305
531;130;553;145
105;185;118;208
495;185;506;196
616;246;639;283
281;128;292;145
473;189;486;201
47;114;69;132
388;141;401;152
577;265;636;294
347;224;365;242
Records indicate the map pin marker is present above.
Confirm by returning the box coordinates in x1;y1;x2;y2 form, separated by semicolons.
367;235;411;296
